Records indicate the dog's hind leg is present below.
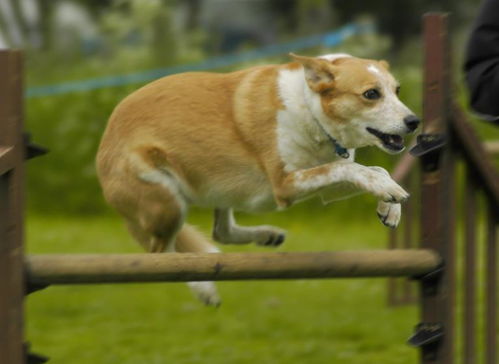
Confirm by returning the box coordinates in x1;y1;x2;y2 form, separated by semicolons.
212;208;286;247
103;147;221;305
122;183;221;306
175;225;221;306
123;181;185;253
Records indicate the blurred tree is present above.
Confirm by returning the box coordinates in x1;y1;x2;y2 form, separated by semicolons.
9;0;29;45
268;0;299;34
98;0;177;64
332;0;475;51
73;0;113;16
38;0;56;50
295;0;335;35
184;0;201;31
0;0;31;48
0;0;75;50
0;6;13;47
25;0;204;214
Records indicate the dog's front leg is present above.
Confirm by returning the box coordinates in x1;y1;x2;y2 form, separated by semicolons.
277;161;408;211
212;208;286;247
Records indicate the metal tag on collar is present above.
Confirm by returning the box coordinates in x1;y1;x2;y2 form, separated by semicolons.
332;138;350;159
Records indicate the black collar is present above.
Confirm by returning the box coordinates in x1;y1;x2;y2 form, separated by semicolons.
312;117;350;159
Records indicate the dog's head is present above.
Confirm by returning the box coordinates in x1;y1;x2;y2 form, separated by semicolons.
290;53;419;154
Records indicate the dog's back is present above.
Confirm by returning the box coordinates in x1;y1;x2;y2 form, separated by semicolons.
97;65;285;213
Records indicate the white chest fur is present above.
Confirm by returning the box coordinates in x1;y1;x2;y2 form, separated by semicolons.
275;67;352;173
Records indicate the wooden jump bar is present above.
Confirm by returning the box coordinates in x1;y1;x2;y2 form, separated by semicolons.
26;250;441;285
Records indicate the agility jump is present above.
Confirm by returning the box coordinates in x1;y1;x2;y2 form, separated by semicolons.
0;13;496;364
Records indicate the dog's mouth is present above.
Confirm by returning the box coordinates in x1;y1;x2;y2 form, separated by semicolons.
366;127;405;153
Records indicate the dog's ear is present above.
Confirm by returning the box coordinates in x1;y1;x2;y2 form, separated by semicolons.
289;53;335;93
378;60;390;70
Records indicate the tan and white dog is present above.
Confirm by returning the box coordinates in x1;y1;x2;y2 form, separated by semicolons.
96;53;419;306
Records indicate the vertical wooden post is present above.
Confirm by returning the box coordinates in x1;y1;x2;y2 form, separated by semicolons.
419;13;455;364
402;174;416;303
484;203;497;364
463;169;477;364
0;50;25;364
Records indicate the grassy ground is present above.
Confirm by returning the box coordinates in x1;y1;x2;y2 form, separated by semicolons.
26;205;420;363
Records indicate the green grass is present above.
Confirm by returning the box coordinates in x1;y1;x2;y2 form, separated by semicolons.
26;206;420;363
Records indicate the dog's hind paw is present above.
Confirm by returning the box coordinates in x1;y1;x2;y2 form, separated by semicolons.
254;227;287;247
188;281;221;307
376;201;401;228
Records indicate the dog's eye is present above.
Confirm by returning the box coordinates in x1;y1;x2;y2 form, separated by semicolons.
363;89;381;100
395;86;401;95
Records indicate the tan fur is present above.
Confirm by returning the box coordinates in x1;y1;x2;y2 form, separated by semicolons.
97;54;413;305
100;68;281;198
175;225;217;253
97;65;291;228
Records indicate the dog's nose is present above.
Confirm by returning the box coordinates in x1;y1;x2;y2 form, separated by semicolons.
404;115;420;132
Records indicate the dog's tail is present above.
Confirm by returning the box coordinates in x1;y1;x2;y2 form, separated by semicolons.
176;224;222;307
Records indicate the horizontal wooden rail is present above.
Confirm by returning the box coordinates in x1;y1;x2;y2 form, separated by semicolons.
26;250;441;285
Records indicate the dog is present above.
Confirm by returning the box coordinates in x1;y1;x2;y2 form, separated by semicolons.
96;53;418;306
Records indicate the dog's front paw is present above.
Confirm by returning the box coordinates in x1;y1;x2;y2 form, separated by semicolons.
367;169;409;203
377;201;401;228
382;183;409;204
188;281;221;307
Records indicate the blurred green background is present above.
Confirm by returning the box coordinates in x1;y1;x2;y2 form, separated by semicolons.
2;0;497;362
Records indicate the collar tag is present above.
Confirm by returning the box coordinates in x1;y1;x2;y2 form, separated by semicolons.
332;139;350;159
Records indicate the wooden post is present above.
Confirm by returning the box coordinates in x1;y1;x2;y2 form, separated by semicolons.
463;169;477;364
0;50;25;364
484;203;497;364
418;13;455;364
